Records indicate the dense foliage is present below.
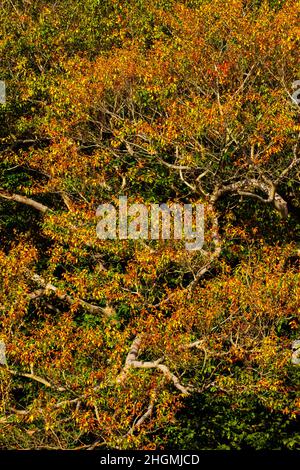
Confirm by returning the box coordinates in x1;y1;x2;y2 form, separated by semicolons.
0;0;299;450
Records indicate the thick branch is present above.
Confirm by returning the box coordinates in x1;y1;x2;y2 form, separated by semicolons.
7;368;65;392
117;335;194;395
0;190;50;213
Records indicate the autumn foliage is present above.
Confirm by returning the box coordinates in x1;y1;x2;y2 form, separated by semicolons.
0;0;299;450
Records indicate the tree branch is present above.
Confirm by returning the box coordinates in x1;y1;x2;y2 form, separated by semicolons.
275;140;300;184
211;178;288;218
117;335;194;395
0;190;50;213
7;368;65;391
188;203;222;290
30;273;112;315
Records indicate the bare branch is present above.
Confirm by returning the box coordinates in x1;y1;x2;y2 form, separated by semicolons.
158;157;193;171
30;273;112;315
132;399;154;430
7;368;66;392
117;336;194;395
275;140;300;184
60;192;74;211
179;169;197;191
179;339;205;350
0;190;50;213
123;393;156;439
211;178;288;218
188;203;222;290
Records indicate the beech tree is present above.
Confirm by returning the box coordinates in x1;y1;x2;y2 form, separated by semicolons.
0;0;299;450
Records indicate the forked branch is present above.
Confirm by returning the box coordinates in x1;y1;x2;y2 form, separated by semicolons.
117;335;194;395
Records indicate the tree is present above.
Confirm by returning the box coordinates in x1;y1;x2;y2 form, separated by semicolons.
0;0;299;450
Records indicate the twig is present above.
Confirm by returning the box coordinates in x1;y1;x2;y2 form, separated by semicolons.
30;273;109;315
